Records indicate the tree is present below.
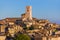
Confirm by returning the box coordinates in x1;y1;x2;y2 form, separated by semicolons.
13;34;31;40
29;25;34;30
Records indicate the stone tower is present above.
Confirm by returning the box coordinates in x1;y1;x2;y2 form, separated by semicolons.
21;6;32;21
26;6;32;20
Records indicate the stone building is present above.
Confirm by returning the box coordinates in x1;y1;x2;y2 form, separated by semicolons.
0;25;6;33
0;36;6;40
42;36;60;40
21;6;32;21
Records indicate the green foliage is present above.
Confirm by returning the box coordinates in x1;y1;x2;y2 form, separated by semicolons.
23;26;27;30
29;25;34;30
13;34;31;40
22;24;27;30
54;29;58;32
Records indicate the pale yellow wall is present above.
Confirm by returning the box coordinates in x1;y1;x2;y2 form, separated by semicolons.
0;25;6;32
0;36;6;40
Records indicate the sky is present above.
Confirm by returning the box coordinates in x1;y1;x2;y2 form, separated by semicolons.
0;0;60;24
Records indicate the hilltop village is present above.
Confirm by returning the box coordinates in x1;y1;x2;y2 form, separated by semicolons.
0;6;60;40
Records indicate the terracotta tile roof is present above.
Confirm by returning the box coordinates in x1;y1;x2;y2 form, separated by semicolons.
5;18;20;22
0;18;21;24
0;20;6;24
